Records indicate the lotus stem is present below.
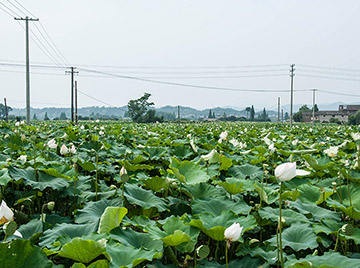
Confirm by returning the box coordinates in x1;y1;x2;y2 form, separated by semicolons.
95;151;99;201
278;182;284;268
334;228;341;252
225;241;228;268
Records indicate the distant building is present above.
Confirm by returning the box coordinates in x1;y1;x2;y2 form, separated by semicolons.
303;105;360;123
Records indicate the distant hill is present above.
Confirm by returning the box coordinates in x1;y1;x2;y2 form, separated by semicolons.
9;102;358;120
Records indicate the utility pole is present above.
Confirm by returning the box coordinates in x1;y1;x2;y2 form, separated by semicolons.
278;97;280;122
75;81;78;125
4;98;8;123
177;105;180;122
312;88;317;127
65;67;79;123
14;16;39;125
289;64;295;128
281;109;284;123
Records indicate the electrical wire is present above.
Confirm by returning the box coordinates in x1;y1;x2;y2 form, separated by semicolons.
79;68;306;93
77;90;118;108
0;3;14;17
298;64;360;73
0;1;20;17
297;74;360;82
318;90;360;98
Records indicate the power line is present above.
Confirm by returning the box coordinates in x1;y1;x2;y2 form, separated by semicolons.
0;2;15;17
298;64;360;73
12;0;35;17
297;74;360;82
299;69;360;77
79;68;304;93
77;89;118;108
318;90;360;98
0;1;20;16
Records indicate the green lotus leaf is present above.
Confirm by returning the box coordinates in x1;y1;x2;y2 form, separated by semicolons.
290;200;341;222
75;199;122;225
259;206;311;224
268;223;318;251
184;182;224;199
297;184;333;205
59;238;105;264
228;164;262;179
218;177;244;195
142;176;171;192
39;223;97;247
171;145;194;160
106;243;161;268
313;218;342;235
98;207;128;233
0;239;53;268
143;147;168;160
87;260;109;268
192;197;251;216
9;166;69;191
159;216;200;253
286;251;360;268
169;158;210;184
110;227;163;252
124;183;169;212
161;230;191;247
0;168;11;186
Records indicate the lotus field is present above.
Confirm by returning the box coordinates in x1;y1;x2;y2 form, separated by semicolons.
2;121;360;268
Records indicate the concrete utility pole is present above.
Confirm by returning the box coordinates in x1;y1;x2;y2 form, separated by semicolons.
4;98;8;123
281;109;284;123
289;64;295;128
312;88;317;127
75;81;78;125
14;16;39;125
278;97;280;122
65;67;79;122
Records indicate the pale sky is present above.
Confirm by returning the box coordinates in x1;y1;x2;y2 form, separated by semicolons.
1;0;360;111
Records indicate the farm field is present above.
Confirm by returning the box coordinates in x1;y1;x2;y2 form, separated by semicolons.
1;120;360;268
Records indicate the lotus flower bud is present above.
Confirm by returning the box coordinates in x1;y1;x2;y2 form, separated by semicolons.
120;166;129;183
0;200;14;224
224;222;243;242
60;144;69;155
47;201;55;211
47;138;57;149
70;145;77;154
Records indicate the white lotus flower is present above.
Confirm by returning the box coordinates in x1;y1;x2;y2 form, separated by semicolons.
20;120;25;125
99;130;104;136
47;138;57;149
95;119;100;123
17;155;27;162
80;125;85;130
15;122;20;127
275;162;310;182
70;145;77;154
120;166;127;177
187;134;191;139
14;230;23;238
220;131;228;140
0;201;14;224
60;144;69;155
351;133;360;141
269;143;276;152
201;149;219;164
324;146;338;158
224;222;243;242
292;139;299;146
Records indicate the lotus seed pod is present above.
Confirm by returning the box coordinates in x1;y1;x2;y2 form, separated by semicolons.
342;224;354;236
47;202;55;211
196;245;210;259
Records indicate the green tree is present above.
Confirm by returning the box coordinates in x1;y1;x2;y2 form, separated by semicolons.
293;105;311;122
208;109;213;118
33;113;37;120
245;107;251;119
59;112;67;120
314;104;319;112
44;112;50;121
284;112;290;120
0;104;12;119
349;110;360;125
250;105;255;121
127;93;163;123
222;112;227;118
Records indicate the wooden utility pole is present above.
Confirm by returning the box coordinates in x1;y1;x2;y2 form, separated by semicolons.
65;67;79;122
4;98;8;123
289;64;295;127
75;81;78;125
278;97;280;122
14;16;39;125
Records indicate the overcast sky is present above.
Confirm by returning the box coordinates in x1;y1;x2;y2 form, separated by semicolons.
1;0;360;111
